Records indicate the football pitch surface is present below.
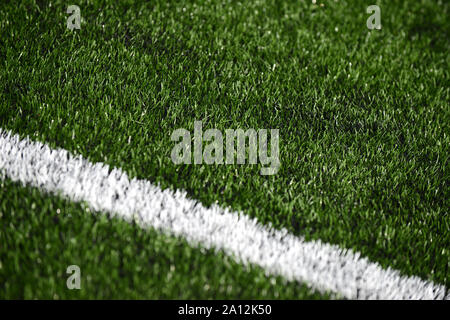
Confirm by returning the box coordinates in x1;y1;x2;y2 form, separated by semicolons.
0;0;448;299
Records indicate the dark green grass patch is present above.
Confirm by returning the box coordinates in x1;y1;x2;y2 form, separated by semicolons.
0;0;448;296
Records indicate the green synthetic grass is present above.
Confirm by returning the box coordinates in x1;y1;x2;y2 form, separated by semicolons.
0;0;449;298
0;179;329;299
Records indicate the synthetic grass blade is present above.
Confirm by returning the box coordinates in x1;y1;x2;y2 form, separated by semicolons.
0;129;447;300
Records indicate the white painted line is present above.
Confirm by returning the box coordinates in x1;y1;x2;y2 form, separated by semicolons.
0;129;447;299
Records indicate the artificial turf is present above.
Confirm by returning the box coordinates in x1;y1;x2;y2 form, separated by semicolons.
0;178;330;299
0;0;449;298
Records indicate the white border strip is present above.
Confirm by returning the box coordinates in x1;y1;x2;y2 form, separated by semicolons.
0;129;447;300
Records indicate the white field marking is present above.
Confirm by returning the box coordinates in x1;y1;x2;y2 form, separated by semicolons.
0;129;448;300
